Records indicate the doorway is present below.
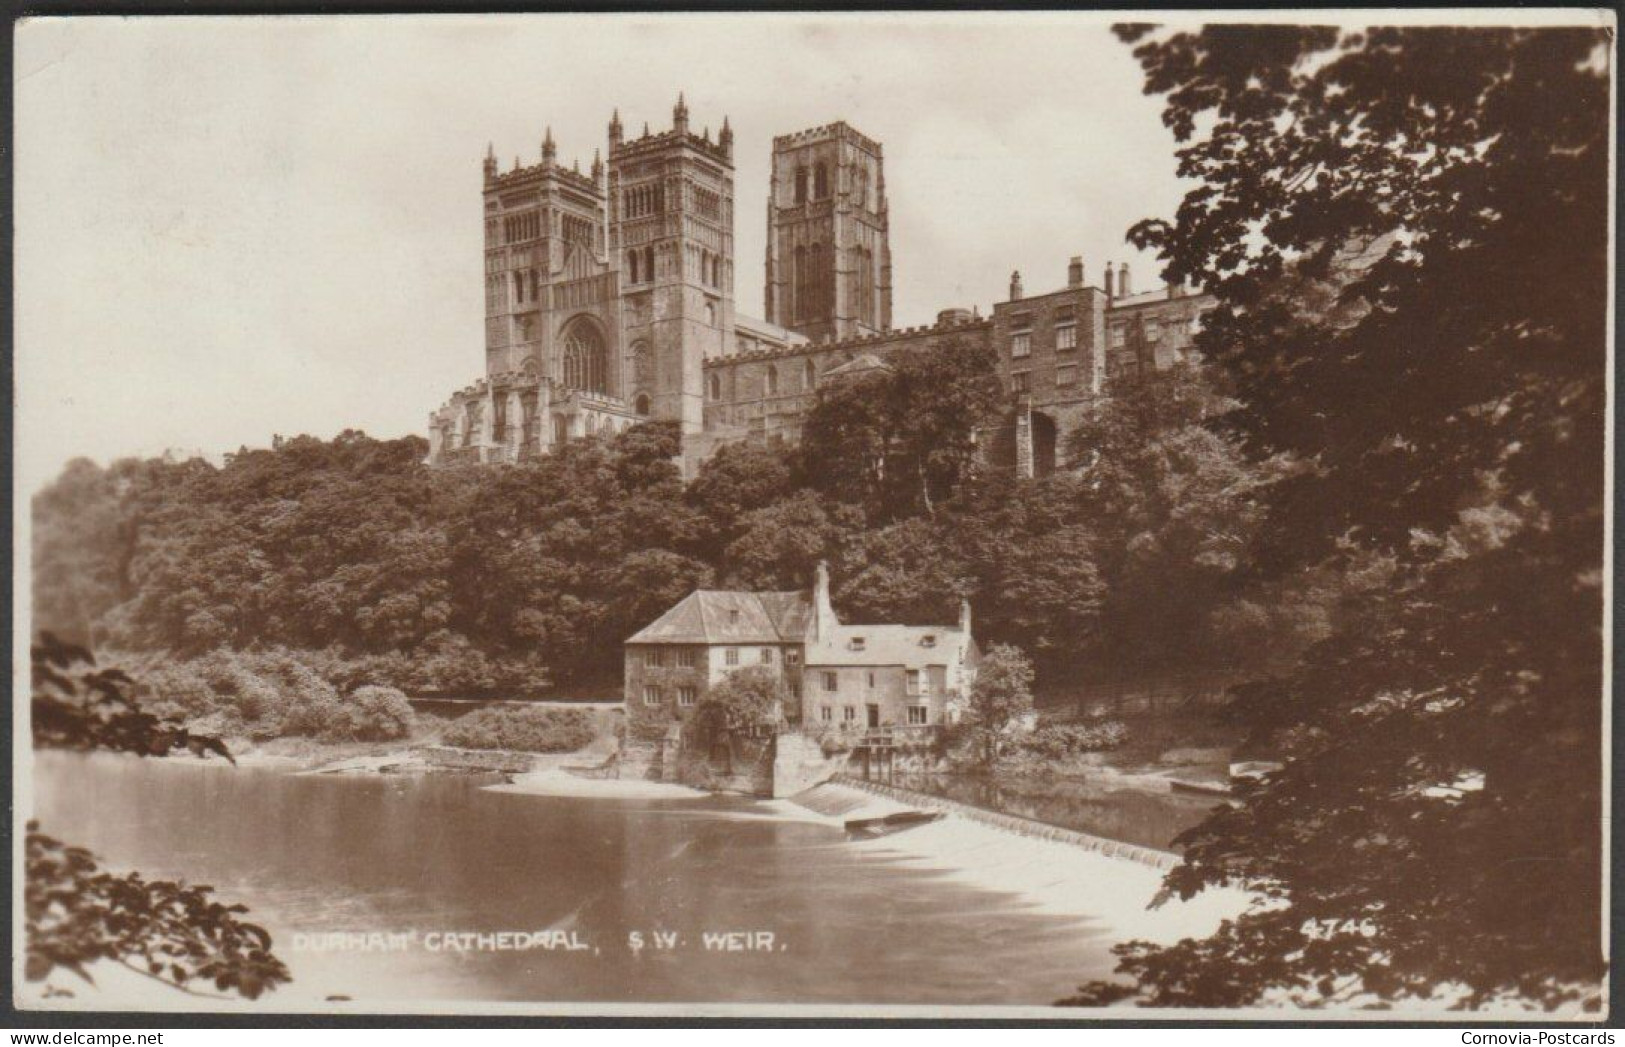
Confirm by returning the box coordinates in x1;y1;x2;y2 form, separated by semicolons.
866;704;880;728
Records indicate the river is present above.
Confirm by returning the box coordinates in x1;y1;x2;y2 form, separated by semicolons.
31;751;1181;1010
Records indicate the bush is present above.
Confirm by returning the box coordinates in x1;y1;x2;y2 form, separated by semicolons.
442;705;598;753
321;685;414;742
1021;721;1129;759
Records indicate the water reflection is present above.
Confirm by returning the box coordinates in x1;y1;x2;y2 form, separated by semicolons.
33;752;1135;1007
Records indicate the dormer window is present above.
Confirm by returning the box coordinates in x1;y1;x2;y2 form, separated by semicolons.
849;637;866;652
920;635;937;648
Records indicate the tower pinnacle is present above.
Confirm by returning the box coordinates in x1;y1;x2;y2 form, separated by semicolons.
608;108;623;147
673;92;689;134
542;126;556;166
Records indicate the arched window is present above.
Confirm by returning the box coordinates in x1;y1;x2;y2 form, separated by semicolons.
709;373;721;400
628;249;640;283
804;359;816;389
814;162;829;199
793;245;807;323
643;245;655;282
560;319;609;394
635;393;651;416
631;340;652;390
766;365;778;396
705;302;717;326
795;165;808;204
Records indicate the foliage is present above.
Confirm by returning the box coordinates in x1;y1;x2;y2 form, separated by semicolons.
322;685;414;742
26;824;291;1000
697;666;789;730
28;636;288;1000
964;644;1036;765
1064;24;1608;1010
32;633;233;762
1021;721;1129;759
441;705;599;753
799;336;1005;520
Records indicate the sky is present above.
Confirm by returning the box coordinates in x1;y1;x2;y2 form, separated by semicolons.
15;13;1194;495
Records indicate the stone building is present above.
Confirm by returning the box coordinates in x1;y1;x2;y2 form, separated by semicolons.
624;563;977;733
429;97;1214;476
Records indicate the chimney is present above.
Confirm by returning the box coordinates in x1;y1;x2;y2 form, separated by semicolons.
1104;262;1115;299
1009;270;1023;301
1068;256;1084;288
959;597;973;641
813;560;837;642
1119;262;1132;296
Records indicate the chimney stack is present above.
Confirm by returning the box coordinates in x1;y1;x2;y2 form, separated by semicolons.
813;560;837;642
1068;256;1084;288
1009;270;1024;301
1119;262;1132;296
1104;262;1115;299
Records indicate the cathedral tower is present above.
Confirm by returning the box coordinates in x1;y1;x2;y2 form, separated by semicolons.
608;94;735;434
481;129;610;379
765;122;891;342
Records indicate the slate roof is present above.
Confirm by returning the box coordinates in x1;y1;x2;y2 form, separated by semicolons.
808;623;969;668
625;589;813;645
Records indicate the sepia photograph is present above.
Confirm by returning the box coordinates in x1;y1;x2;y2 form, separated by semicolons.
10;9;1615;1024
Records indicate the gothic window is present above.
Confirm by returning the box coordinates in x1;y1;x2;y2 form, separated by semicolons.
814;162;829;199
628;249;640;283
804;359;816;389
520;393;538;445
560;319;609;394
705;302;717;326
795;165;808;204
709;373;721;400
530;271;540;302
766;365;778;396
462;401;482;447
553;414;570;445
635;393;651;416
513;272;523;304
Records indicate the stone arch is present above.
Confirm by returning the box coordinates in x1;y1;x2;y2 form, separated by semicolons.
559;316;609;394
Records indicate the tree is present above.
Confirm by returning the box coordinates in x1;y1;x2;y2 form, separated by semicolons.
1067;24;1608;1010
799;337;1004;520
27;634;290;1000
698;665;789;730
964;644;1035;766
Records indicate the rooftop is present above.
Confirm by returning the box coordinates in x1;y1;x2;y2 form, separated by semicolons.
626;589;813;645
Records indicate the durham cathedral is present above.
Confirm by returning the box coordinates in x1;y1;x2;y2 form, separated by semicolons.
427;96;1213;476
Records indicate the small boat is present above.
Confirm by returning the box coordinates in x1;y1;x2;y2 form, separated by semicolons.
844;810;944;838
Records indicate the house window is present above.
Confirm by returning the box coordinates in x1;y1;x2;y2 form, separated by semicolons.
1110;325;1126;348
867;671;875;688
1011;371;1030;394
920;635;936;648
677;686;698;707
823;671;838;692
1057;365;1079;387
849;637;866;652
675;648;697;668
1145;320;1161;342
1056;324;1077;350
843;706;857;723
906;670;920;696
1010;333;1031;359
643;685;661;706
761;648;774;664
820;705;832;722
788;681;800;700
725;648;739;666
908;706;929;726
786;650;801;666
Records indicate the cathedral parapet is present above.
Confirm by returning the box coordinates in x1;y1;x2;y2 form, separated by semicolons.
772;121;883;155
610;127;731;167
701;314;994;370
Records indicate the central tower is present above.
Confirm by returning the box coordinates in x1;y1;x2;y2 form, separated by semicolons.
608;95;735;434
765;122;892;342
